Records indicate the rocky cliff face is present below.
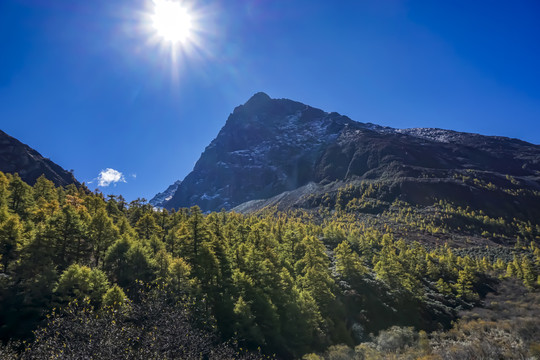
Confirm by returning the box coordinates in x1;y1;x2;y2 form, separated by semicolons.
149;180;181;207
160;92;355;210
0;130;79;187
157;93;540;213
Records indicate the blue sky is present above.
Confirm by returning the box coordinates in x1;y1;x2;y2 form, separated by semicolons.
1;0;539;201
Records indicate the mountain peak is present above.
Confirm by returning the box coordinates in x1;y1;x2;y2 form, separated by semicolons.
149;180;182;207
243;92;272;110
247;91;271;102
155;95;540;212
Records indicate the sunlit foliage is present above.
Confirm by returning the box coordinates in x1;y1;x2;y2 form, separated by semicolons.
0;171;537;358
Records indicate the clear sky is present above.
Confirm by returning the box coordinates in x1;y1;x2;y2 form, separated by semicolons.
1;0;539;201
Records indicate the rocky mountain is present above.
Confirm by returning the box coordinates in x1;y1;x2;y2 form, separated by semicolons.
149;180;181;207
157;93;540;219
0;129;79;187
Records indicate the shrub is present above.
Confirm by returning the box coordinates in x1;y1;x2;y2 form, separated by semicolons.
375;326;418;353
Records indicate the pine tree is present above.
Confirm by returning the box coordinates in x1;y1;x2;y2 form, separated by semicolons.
148;235;166;256
16;223;58;309
506;262;517;278
512;256;523;278
32;175;57;202
135;213;159;240
455;266;478;301
101;284;129;311
126;243;155;285
165;225;181;257
233;296;264;346
0;172;9;209
105;195;122;220
47;204;87;268
88;208;119;266
0;214;23;272
296;236;335;311
334;241;366;282
521;256;536;289
435;278;452;296
104;236;155;289
167;257;193;295
104;236;131;285
494;258;505;271
426;258;440;280
154;249;172;283
55;264;110;306
177;206;208;278
8;174;33;217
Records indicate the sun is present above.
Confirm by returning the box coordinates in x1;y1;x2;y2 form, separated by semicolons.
151;0;193;43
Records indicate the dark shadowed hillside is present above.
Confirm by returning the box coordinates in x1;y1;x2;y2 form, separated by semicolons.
0;130;79;187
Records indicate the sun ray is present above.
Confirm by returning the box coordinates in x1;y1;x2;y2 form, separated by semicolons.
135;0;216;84
152;0;193;44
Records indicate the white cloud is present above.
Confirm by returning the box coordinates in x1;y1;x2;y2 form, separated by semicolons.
97;168;126;187
131;173;137;179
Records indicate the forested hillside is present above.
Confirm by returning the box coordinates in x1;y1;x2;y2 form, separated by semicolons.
0;171;539;359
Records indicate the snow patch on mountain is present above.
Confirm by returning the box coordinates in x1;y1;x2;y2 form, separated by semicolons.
395;128;458;143
149;180;182;207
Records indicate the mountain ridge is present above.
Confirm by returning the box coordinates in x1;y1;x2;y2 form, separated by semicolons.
153;93;540;216
0;129;79;187
149;180;182;207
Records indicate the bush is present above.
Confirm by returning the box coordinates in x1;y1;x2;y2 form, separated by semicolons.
326;344;355;360
375;326;418;353
13;289;263;359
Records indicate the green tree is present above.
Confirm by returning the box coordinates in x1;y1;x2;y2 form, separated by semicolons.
233;295;264;346
16;223;58;309
104;237;155;288
32;175;57;203
135;213;159;240
154;249;172;282
104;236;133;288
88;208;119;266
506;262;517;277
47;204;87;268
165;225;181;257
8;174;33;217
275;267;320;356
167;257;194;295
55;264;110;306
435;278;452;296
455;265;478;301
126;243;155;284
148;235;166;256
0;214;23;272
426;258;441;280
102;284;129;311
0;172;9;209
295;236;335;311
334;241;366;282
521;256;536;289
177;206;208;277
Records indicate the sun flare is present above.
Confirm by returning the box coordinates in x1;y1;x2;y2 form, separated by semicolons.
152;0;192;43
